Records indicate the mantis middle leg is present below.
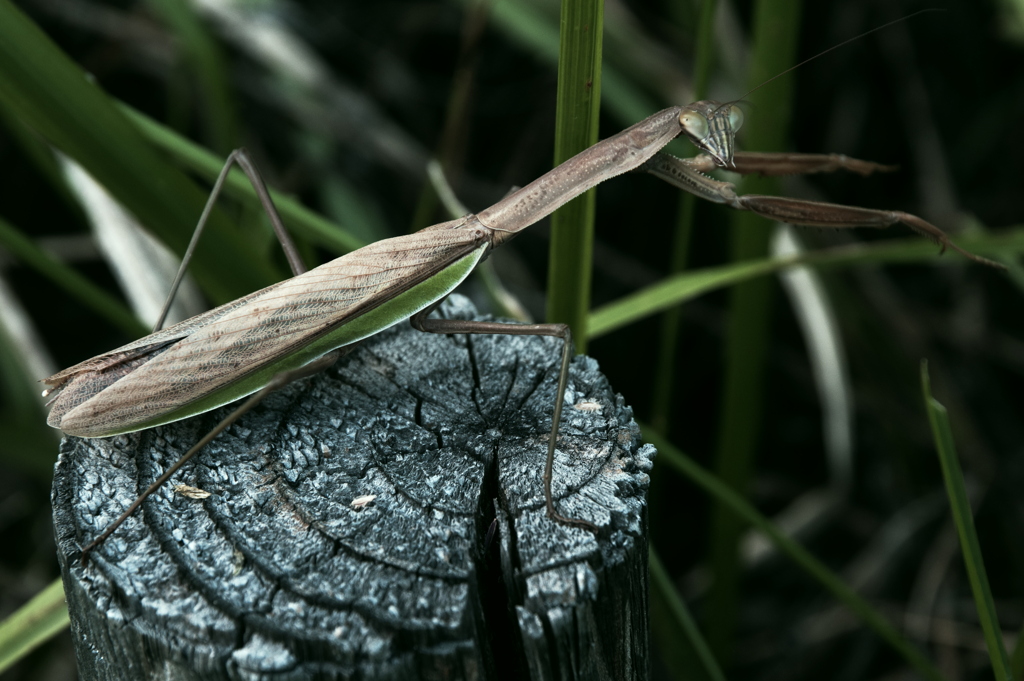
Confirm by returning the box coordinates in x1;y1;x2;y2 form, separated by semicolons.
411;300;598;534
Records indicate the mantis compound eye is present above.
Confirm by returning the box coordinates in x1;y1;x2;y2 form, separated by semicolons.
727;104;744;132
679;110;709;141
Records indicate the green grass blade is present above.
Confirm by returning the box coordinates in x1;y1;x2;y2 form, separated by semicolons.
961;218;1024;295
591;253;798;338
643;426;947;681
920;361;1014;681
0;95;76;206
0;578;69;674
145;0;238;153
650;546;727;681
465;0;657;124
774;227;853;490
650;0;717;433
0;282;60;479
1013;625;1024;681
0;0;278;304
0;216;146;337
119;104;365;254
706;0;803;656
545;0;603;352
587;227;1024;340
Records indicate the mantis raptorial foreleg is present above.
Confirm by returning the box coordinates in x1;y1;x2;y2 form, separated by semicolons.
640;149;999;267
692;151;898;176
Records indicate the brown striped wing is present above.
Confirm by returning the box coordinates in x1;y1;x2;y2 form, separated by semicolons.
49;222;488;436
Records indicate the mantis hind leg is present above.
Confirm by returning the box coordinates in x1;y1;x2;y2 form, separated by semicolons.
411;301;599;534
154;149;306;332
79;348;347;564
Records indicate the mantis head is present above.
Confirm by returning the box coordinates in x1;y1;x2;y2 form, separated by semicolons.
678;101;744;169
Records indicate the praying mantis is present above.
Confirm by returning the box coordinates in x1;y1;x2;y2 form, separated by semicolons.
42;54;1001;560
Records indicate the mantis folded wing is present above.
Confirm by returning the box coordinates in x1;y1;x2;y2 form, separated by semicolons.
44;99;1001;560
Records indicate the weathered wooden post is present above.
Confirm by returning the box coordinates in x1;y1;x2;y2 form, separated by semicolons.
53;297;654;680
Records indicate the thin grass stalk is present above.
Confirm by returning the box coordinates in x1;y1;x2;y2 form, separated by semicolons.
921;362;1013;681
586;226;1024;340
650;546;726;681
145;0;238;154
650;0;717;434
0;217;145;336
705;0;803;658
546;0;603;351
0;1;277;304
0;578;69;673
644;427;948;681
409;0;489;235
0;298;61;479
118;105;364;254
1012;626;1024;681
475;0;655;125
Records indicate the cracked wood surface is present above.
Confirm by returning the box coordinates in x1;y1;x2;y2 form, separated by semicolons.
53;296;654;680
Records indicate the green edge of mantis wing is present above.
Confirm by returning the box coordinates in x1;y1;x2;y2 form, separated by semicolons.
66;243;488;437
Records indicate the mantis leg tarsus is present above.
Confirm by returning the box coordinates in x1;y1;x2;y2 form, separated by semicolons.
676;151;897;178
735;195;1003;268
728;151;898;177
411;306;600;535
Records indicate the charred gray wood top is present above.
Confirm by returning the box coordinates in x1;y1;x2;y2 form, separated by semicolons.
52;296;655;680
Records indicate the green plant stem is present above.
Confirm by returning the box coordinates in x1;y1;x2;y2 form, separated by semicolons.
0;0;279;304
705;0;802;659
145;0;238;153
650;0;717;434
0;578;69;673
645;427;947;681
650;545;726;681
921;362;1013;681
586;227;1024;340
1012;625;1024;681
0;217;145;337
546;0;603;352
